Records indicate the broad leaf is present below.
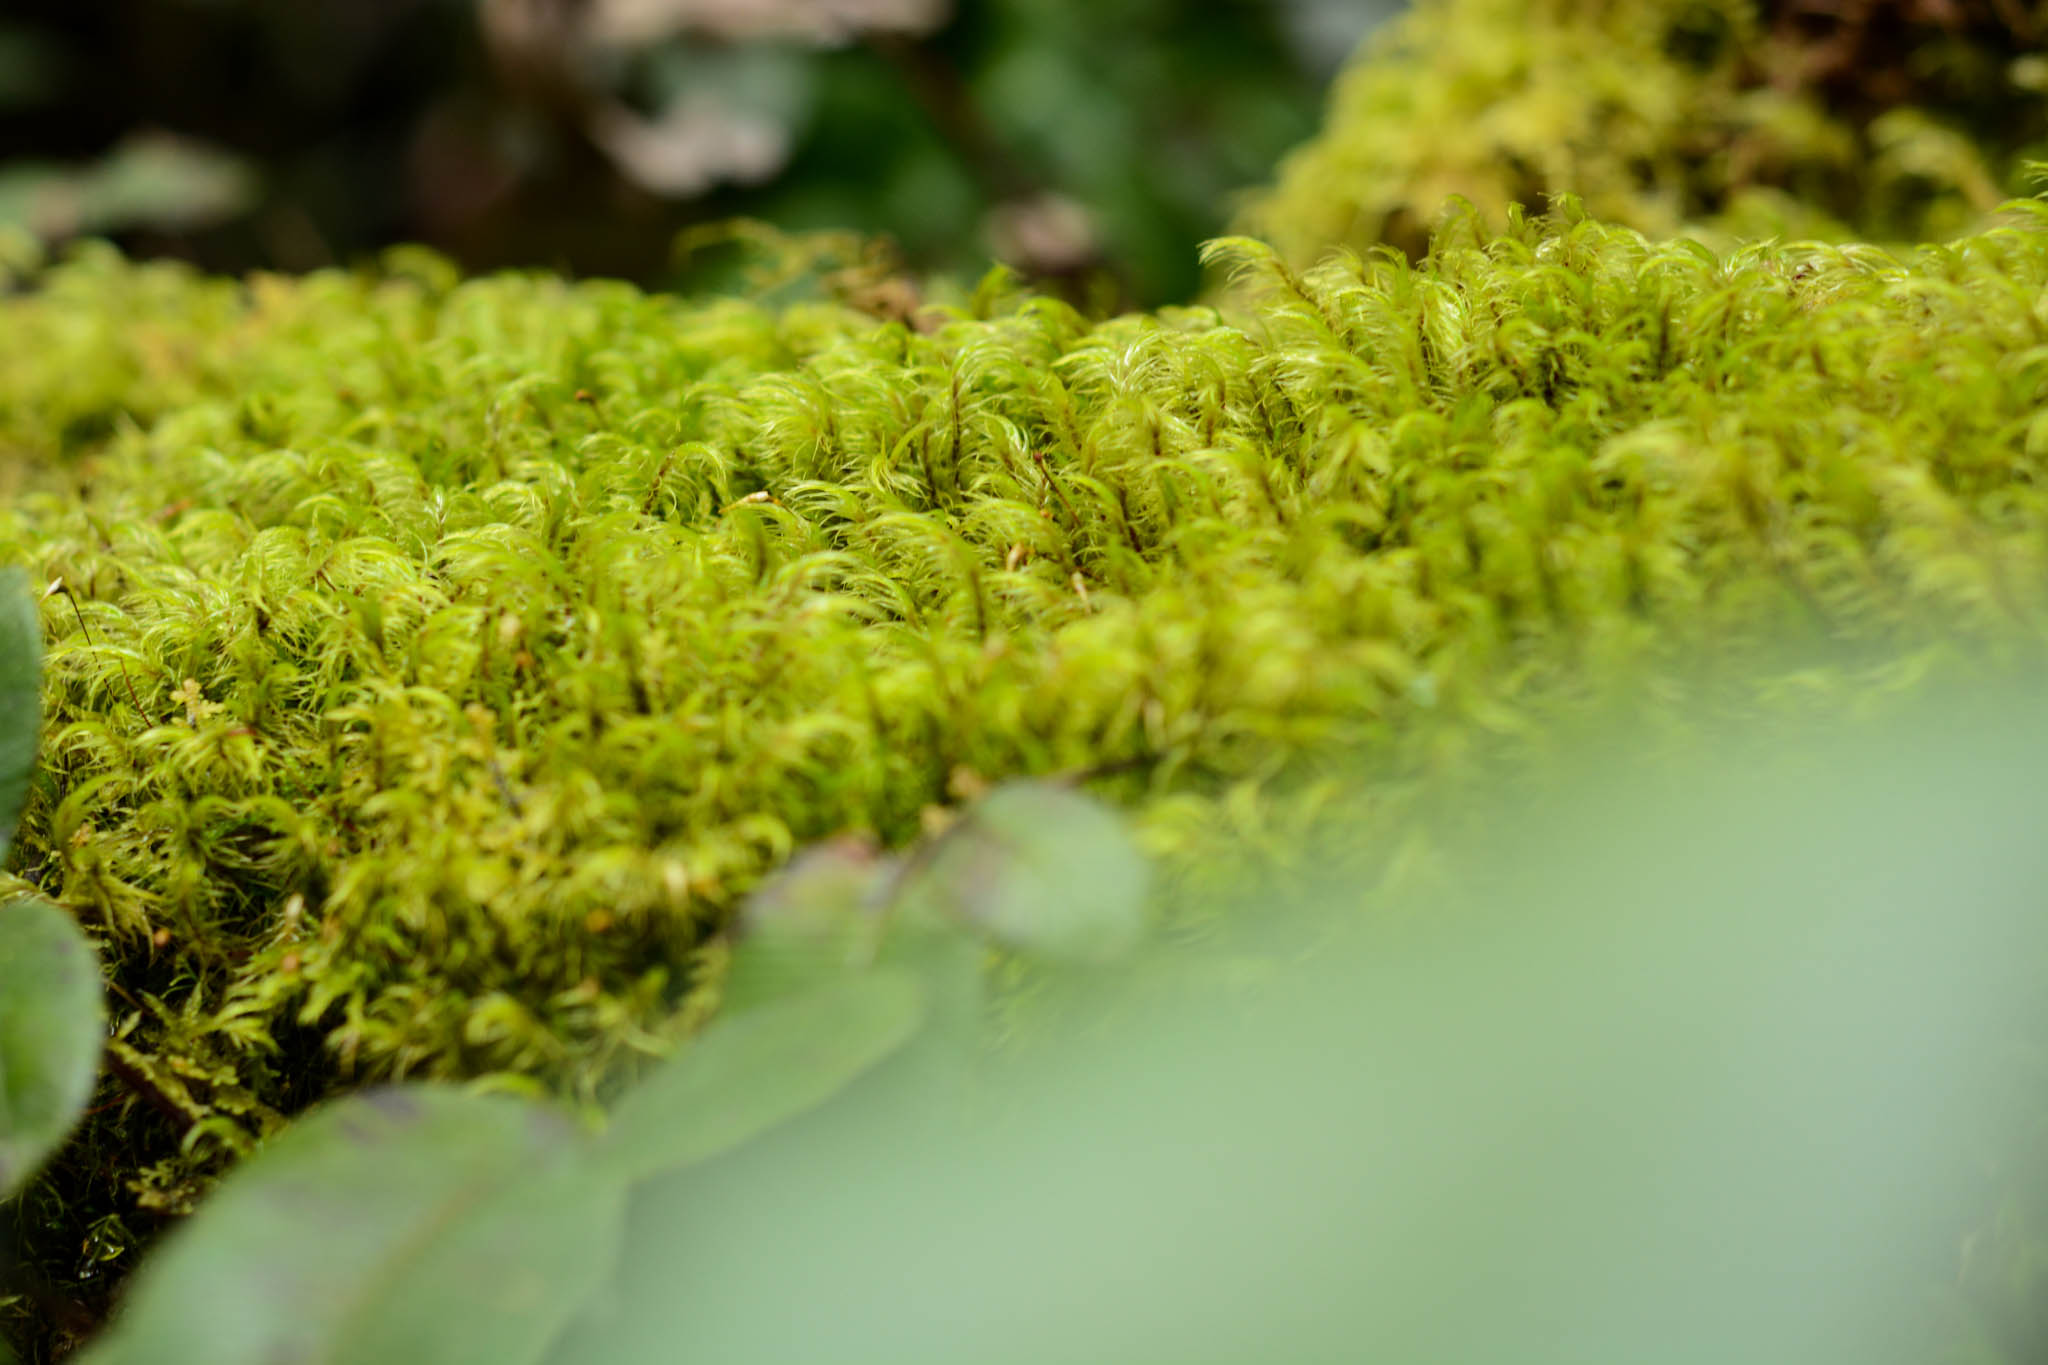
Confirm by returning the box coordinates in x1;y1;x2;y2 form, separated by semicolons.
0;568;39;862
0;897;104;1197
80;1087;621;1365
906;781;1148;964
589;968;926;1185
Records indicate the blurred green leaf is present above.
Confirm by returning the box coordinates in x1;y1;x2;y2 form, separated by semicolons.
720;836;898;1013
0;569;98;1202
538;690;2048;1365
903;781;1148;964
79;1088;620;1365
590;968;926;1184
0;568;38;864
0;897;104;1198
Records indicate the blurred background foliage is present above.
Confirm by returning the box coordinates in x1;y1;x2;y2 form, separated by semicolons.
1245;0;2048;263
0;0;1402;307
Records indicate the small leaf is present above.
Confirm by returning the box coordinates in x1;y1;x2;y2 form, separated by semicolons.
80;1087;620;1365
0;566;40;863
722;835;898;1013
905;781;1149;964
0;897;104;1197
589;969;926;1185
739;833;894;938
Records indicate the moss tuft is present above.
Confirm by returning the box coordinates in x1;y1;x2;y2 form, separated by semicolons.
7;195;2048;1346
1241;0;2048;262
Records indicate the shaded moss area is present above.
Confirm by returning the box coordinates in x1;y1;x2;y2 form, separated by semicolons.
1242;0;2048;262
6;193;2048;1350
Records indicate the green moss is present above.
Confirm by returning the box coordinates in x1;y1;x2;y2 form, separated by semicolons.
6;195;2048;1348
1241;0;2048;263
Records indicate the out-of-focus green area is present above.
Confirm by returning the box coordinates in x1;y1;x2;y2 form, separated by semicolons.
555;684;2048;1365
0;0;1399;305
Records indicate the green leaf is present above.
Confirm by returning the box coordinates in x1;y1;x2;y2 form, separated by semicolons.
0;897;103;1197
588;969;926;1185
80;1087;621;1365
0;568;40;864
905;781;1149;964
720;836;898;1014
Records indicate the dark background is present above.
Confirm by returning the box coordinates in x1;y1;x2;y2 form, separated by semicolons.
0;0;1402;305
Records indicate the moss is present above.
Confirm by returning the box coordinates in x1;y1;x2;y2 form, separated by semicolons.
6;194;2048;1349
1241;0;2048;263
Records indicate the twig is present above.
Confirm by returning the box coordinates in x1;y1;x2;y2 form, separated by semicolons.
101;1039;200;1139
